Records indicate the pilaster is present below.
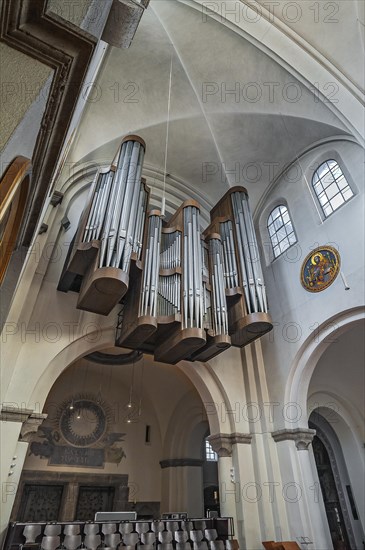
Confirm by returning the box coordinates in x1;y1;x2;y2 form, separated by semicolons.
160;458;204;516
272;428;332;549
0;406;47;543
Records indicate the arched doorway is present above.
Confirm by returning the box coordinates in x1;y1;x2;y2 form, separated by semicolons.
307;322;365;550
309;416;353;550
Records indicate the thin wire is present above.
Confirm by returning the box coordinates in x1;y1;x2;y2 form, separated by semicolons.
129;359;135;406
162;52;173;216
138;356;145;417
279;112;323;224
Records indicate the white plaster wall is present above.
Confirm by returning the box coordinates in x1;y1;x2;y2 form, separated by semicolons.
255;0;364;92
256;139;365;428
22;359;163;502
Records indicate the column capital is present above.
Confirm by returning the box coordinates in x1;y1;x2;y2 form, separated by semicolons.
20;413;48;442
0;406;47;442
272;428;316;450
208;432;252;457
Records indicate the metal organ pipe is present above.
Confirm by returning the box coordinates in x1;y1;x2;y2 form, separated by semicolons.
220;220;238;289
183;205;203;329
140;212;162;317
60;134;273;360
158;230;182;317
114;141;142;269
82;169;104;243
97;138;146;271
208;237;228;336
231;190;268;313
99;140;130;268
133;184;148;260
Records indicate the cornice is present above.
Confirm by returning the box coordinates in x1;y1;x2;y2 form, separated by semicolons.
272;428;316;450
0;406;47;442
208;433;252;457
160;458;204;469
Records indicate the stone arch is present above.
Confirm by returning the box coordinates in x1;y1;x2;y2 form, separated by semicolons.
26;331;228;438
309;407;365;548
285;306;365;429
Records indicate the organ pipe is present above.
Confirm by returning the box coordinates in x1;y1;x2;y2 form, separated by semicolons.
59;138;272;363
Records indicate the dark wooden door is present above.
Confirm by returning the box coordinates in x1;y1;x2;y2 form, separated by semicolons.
75;486;115;520
18;484;64;521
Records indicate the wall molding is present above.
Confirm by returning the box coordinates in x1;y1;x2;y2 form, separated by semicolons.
208;433;252;457
160;458;204;469
0;0;97;245
272;428;316;450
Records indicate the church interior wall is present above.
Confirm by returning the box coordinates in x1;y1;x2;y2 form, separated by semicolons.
256;139;364;425
0;1;364;548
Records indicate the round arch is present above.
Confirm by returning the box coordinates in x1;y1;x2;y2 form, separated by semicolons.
26;329;231;438
284;306;365;429
309;406;365;548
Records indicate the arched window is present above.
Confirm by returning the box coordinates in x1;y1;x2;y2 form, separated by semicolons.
312;160;353;217
267;205;297;259
205;439;218;461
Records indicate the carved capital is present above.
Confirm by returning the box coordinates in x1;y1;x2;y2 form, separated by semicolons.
50;191;64;207
208;432;252;457
0;406;47;442
20;413;48;442
272;428;316;450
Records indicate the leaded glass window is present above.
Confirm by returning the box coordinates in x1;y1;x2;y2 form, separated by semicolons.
312;160;353;218
267;205;297;259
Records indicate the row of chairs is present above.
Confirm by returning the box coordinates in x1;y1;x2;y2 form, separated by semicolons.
38;530;229;550
23;522;212;542
38;539;237;550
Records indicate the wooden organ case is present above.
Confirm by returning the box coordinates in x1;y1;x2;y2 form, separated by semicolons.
58;136;273;364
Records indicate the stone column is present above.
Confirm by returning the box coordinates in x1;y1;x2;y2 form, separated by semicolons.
0;406;47;543
160;458;204;516
272;428;332;550
208;433;253;549
238;342;292;547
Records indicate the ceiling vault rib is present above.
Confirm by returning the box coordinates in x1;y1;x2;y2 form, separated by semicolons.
177;0;364;145
150;3;233;189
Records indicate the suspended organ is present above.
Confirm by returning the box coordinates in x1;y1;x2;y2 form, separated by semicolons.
59;136;272;364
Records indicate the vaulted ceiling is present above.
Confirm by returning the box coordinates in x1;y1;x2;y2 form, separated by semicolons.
66;0;363;222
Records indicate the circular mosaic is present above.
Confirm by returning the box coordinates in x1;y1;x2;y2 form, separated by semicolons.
301;246;340;292
59;399;107;447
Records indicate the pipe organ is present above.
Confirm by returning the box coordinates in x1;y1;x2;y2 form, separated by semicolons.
59;135;273;364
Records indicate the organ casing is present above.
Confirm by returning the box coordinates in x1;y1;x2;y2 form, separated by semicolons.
59;135;273;363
